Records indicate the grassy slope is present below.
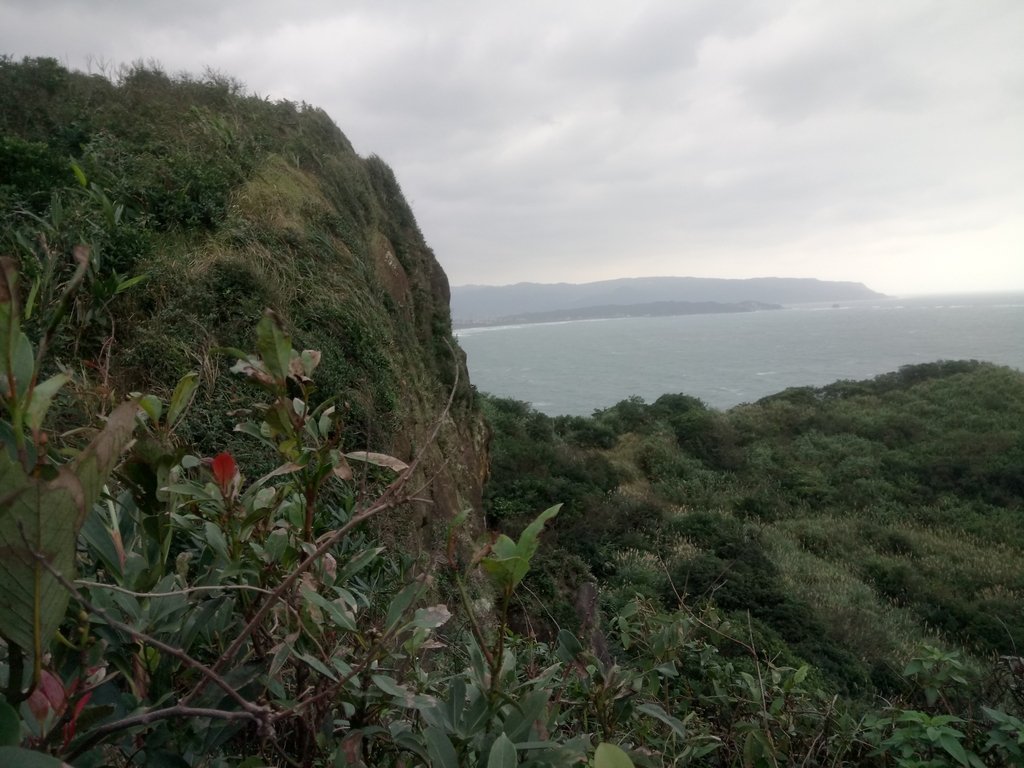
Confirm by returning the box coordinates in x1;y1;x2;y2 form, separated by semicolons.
0;56;487;542
483;360;1024;696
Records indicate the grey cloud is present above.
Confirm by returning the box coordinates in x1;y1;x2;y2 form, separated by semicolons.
1;0;1022;293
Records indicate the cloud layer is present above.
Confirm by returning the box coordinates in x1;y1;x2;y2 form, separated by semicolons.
3;1;1022;293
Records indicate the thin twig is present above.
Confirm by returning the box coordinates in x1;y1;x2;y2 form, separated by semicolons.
748;612;780;768
799;694;837;768
25;533;269;720
660;557;756;656
281;583;427;718
75;580;275;598
519;580;562;633
454;573;495;668
67;705;259;760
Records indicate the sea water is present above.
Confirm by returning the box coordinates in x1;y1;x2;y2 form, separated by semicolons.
455;293;1024;416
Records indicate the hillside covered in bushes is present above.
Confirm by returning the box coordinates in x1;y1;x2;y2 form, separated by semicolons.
483;361;1024;761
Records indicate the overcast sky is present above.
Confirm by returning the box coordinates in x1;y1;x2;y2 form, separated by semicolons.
3;1;1023;294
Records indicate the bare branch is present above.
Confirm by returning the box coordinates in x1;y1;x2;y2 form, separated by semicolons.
76;581;275;598
67;705;260;761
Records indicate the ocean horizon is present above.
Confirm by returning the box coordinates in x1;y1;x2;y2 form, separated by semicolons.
455;292;1024;416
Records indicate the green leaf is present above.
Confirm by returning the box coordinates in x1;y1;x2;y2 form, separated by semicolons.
481;534;529;591
114;273;147;294
939;733;972;767
556;629;584;663
0;699;20;746
0;258;19;385
70;401;140;526
636;702;687;740
9;331;34;399
234;421;276;450
466;636;489;688
491;534;518;561
296;652;338;681
302;587;357;632
742;731;763;767
481;506;561;593
424;725;459;768
203;521;230;562
138;394;163;424
180;454;201;469
0;746;70;766
336;547;384;582
25;373;70;433
446;677;466;733
385;581;422;632
298;349;321;378
655;662;679;678
255;312;292;384
268;634;296;678
903;659;923;675
594;742;634;768
23;278;39;321
0;401;136;663
371;675;410;700
166;372;199;428
516;504;561;562
464;686;490;732
330;656;352;680
488;733;517;768
504;689;549;741
70;160;88;187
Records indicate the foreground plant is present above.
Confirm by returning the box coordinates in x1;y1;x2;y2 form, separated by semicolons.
0;254;137;700
0;253;459;764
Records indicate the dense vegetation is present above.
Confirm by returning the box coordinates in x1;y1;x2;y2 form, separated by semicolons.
483;361;1024;762
2;56;1023;767
486;361;1024;685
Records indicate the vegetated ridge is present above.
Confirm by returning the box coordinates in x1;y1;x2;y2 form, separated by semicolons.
0;55;488;525
457;299;781;328
451;275;885;325
2;55;1023;767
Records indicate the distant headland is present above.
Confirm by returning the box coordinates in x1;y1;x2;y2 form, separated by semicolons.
451;276;884;328
456;300;782;329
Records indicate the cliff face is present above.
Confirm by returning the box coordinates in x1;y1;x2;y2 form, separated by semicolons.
0;57;488;534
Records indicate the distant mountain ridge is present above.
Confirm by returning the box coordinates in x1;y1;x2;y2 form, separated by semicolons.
451;276;884;325
458;300;781;328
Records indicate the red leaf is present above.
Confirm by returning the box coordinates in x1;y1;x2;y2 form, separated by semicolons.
62;691;92;749
27;669;66;722
211;451;238;496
